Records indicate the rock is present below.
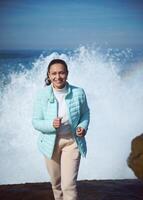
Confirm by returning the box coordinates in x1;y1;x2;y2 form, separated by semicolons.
127;133;143;180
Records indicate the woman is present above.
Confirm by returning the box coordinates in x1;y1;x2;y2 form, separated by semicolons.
32;59;90;200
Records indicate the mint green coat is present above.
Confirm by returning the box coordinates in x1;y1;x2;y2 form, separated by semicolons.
32;83;90;159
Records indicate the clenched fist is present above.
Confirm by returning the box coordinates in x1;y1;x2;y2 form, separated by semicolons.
53;117;62;129
76;127;86;137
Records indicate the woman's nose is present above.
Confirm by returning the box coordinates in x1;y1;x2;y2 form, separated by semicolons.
56;73;60;79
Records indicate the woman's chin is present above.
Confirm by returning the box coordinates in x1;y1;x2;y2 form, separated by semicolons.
53;83;66;89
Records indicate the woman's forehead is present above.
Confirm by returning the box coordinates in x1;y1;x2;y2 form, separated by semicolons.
49;63;67;72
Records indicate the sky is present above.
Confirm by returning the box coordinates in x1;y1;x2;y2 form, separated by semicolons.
0;0;143;50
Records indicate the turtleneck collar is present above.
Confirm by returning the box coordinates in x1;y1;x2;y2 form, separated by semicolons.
47;82;71;103
52;84;67;93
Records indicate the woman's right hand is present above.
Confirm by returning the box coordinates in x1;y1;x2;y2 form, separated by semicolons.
53;117;62;129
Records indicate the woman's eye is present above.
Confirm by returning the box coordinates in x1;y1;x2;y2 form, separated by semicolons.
51;72;57;75
50;71;65;76
60;71;65;75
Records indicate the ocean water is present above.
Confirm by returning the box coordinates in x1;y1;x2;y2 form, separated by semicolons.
0;46;143;184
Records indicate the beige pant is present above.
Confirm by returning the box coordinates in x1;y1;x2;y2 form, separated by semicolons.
44;133;81;200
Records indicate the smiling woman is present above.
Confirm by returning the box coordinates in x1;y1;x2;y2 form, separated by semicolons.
45;59;68;89
32;58;90;200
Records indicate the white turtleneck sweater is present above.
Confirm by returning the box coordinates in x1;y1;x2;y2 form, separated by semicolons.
53;85;71;135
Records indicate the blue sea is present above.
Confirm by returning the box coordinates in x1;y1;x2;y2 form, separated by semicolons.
0;49;70;87
0;46;143;184
0;47;143;85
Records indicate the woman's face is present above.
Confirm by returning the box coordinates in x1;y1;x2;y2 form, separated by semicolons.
48;63;68;89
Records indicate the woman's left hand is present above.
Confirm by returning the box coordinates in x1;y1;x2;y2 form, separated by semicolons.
76;127;86;137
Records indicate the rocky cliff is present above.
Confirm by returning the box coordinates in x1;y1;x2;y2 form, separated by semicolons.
128;134;143;180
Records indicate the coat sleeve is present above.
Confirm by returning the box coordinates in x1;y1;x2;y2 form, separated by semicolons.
77;89;90;132
32;92;56;134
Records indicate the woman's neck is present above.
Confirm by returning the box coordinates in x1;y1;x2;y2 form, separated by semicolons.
52;84;67;93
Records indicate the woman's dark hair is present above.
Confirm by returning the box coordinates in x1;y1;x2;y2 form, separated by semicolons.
45;59;68;86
